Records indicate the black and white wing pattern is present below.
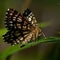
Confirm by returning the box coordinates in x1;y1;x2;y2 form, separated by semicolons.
5;8;18;30
23;9;37;27
3;29;30;45
5;8;32;30
3;8;43;47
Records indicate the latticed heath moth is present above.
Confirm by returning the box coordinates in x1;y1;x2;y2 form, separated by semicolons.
3;8;46;47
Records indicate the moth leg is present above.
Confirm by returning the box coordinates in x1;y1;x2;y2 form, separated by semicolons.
42;32;46;39
38;32;46;39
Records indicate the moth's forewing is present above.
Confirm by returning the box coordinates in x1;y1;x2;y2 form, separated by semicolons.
23;9;37;27
3;8;31;45
5;8;19;30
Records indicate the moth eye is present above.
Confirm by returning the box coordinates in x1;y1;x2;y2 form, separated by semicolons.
23;9;31;17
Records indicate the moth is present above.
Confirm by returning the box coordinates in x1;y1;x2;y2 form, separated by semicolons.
3;8;45;47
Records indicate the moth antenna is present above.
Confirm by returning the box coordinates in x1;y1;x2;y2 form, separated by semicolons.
42;32;46;39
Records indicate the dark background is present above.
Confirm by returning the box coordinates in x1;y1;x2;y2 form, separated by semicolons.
0;0;60;60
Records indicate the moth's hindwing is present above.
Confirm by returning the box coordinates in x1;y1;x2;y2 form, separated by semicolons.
3;29;30;45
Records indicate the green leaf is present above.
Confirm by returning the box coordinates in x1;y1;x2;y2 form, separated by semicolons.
38;22;51;28
0;37;60;60
0;28;7;39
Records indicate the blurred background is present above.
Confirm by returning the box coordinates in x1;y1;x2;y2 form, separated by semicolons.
0;0;60;60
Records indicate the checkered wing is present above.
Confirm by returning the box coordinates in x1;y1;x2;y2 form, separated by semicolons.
3;8;42;47
5;8;18;30
3;8;33;45
3;29;30;45
5;8;32;30
23;9;37;27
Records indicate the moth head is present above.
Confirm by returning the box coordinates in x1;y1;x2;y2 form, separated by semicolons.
23;9;31;17
23;9;37;27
